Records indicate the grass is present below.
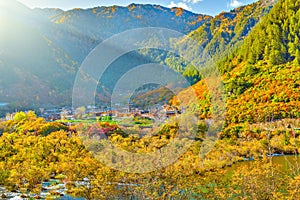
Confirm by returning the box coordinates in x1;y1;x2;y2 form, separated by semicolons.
57;117;154;127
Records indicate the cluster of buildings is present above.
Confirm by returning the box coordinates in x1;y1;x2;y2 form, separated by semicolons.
1;103;182;123
39;103;181;122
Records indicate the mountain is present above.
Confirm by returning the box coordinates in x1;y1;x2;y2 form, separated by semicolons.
34;4;212;63
164;0;275;73
131;0;275;107
0;1;211;114
172;0;300;136
2;0;297;123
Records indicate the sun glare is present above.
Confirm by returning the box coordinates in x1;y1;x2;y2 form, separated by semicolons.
0;0;10;8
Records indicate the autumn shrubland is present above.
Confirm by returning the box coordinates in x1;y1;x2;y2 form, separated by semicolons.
0;110;300;199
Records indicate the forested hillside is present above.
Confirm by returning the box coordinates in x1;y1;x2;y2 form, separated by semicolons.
221;0;300;125
132;0;275;107
179;0;275;67
173;0;299;136
35;4;211;63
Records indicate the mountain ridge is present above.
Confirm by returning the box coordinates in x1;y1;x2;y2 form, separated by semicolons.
1;0;296;121
0;1;212;114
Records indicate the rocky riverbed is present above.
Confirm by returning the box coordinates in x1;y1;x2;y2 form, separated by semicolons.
0;179;83;199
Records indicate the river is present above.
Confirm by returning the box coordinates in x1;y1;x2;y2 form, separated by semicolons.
227;155;300;172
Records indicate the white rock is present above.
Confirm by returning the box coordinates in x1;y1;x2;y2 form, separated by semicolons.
10;196;23;200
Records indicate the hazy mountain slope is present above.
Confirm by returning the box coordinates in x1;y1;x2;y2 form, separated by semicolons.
0;1;212;112
34;4;212;63
0;0;77;109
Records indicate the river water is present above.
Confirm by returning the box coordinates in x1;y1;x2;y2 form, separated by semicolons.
227;155;300;172
0;102;8;107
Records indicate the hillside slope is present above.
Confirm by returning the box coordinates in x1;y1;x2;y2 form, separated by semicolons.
173;0;300;134
222;0;300;126
132;0;275;107
0;1;77;109
34;4;212;63
0;1;211;112
166;0;275;72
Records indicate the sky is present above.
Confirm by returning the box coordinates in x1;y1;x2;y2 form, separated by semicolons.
17;0;257;16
